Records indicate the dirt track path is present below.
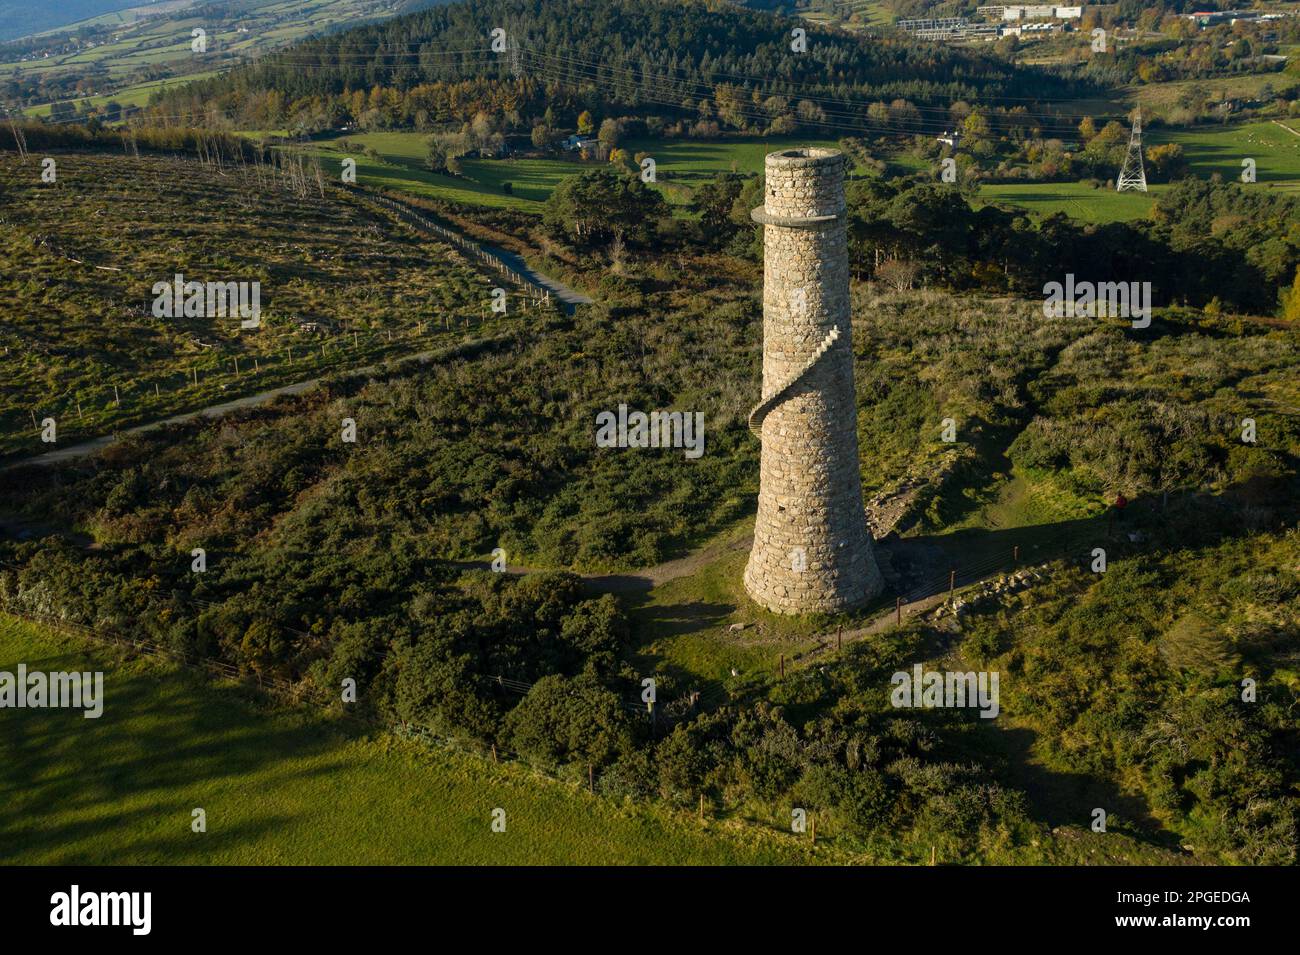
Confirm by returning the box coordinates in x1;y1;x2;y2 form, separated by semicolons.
2;344;467;471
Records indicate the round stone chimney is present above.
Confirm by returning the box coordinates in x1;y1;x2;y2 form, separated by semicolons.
742;147;884;614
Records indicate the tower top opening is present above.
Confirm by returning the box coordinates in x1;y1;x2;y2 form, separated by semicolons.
767;147;842;167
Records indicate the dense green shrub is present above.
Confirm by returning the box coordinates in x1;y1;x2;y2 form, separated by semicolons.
504;673;635;769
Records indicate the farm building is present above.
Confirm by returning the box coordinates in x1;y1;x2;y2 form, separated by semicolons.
561;134;598;152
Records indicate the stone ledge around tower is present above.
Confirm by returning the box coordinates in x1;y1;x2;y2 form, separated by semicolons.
749;207;840;228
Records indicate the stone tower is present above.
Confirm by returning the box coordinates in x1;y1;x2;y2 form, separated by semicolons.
743;147;883;615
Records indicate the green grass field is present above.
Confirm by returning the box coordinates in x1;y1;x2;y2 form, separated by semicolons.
977;181;1163;223
302;132;851;211
799;2;892;28
1149;120;1300;188
621;135;844;177
979;121;1300;222
0;587;1182;866
24;71;224;118
623;134;843;204
307;121;1299;224
312;131;588;211
0;614;837;865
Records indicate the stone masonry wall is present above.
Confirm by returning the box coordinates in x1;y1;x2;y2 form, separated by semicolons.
743;148;885;614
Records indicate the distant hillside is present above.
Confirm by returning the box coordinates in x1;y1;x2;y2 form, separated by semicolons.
144;0;1086;140
0;0;439;112
0;0;156;42
152;0;1088;121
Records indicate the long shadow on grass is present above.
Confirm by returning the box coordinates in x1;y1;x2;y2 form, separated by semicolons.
630;599;735;641
890;477;1297;602
974;723;1183;850
0;646;356;864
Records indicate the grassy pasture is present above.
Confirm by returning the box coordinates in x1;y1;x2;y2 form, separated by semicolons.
0;564;1195;866
978;121;1300;222
301;131;851;212
977;181;1163;223
312;131;586;211
1126;73;1300;120
624;134;844;205
0;614;833;865
799;2;892;28
23;71;225;118
621;135;844;177
304;123;1297;224
1148;120;1300;189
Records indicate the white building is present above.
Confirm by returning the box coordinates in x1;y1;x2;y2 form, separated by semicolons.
977;5;1082;20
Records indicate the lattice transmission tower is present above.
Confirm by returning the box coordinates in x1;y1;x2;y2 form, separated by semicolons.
507;34;522;79
1116;108;1148;193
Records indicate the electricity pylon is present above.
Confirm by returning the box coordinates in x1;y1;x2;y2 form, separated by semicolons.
507;30;522;79
1116;108;1147;193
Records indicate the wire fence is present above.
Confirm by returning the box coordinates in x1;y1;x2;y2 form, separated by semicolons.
1;329;493;465
0;603;656;800
6;503;1285;855
0;500;1181;825
361;191;564;309
0;511;1118;728
0;168;569;461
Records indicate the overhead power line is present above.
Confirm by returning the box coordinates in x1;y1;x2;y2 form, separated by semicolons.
22;39;1095;145
519;41;1091;122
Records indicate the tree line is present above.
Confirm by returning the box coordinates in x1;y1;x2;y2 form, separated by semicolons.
141;0;1091;136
